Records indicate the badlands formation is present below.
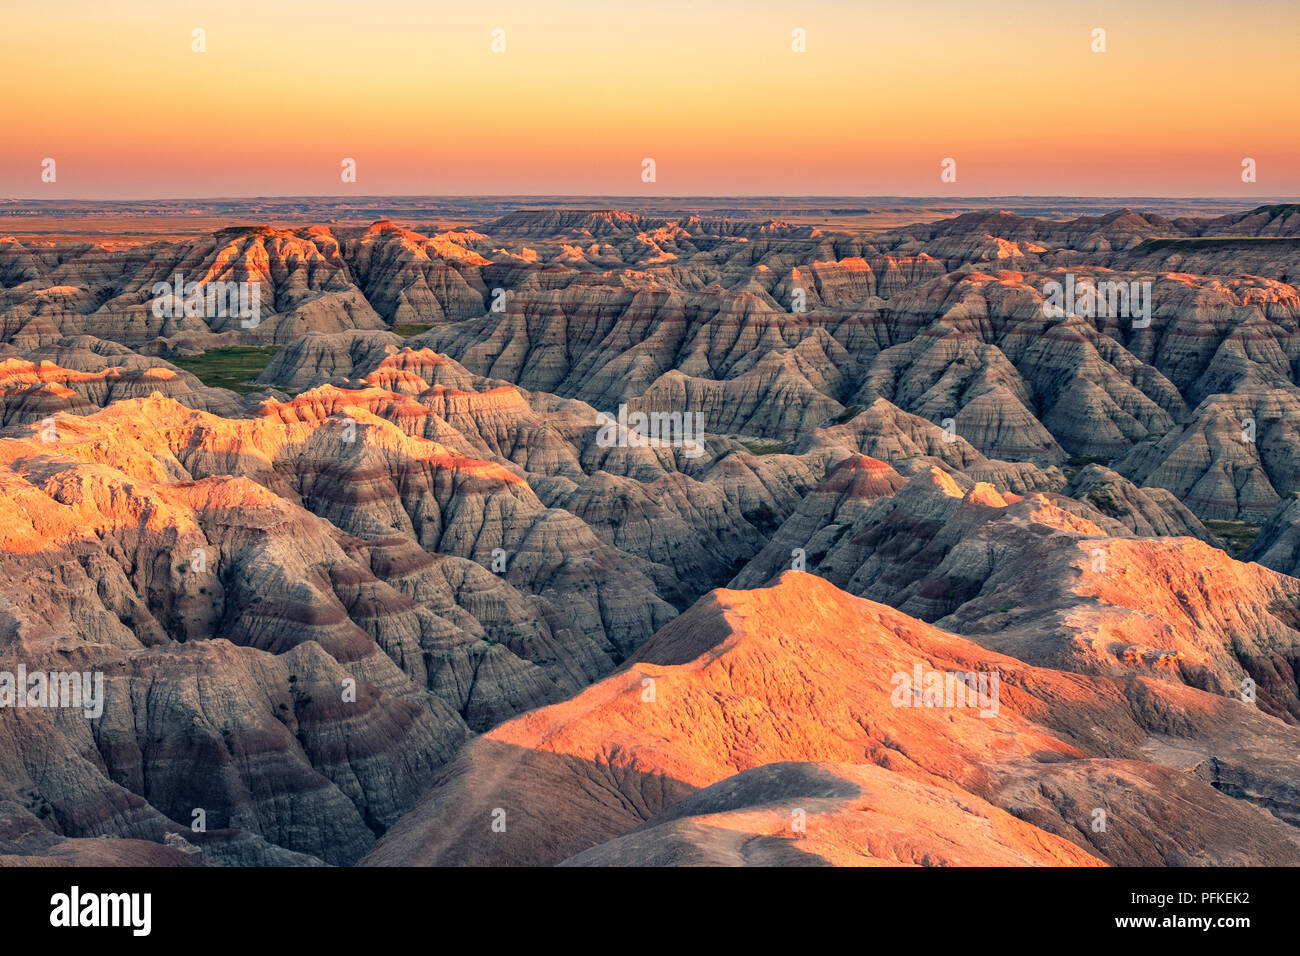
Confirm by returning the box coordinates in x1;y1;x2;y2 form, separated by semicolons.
1;202;1299;866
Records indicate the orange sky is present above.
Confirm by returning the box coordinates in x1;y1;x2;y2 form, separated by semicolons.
3;0;1297;197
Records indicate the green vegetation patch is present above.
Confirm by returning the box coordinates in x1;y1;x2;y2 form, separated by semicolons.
738;438;792;456
832;404;865;426
1203;520;1263;557
1082;488;1125;518
171;346;280;395
393;323;432;338
1063;454;1113;481
1066;454;1112;469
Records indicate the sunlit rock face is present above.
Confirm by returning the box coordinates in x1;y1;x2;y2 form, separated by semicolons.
363;573;1300;867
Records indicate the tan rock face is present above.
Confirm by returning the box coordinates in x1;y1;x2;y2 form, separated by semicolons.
1249;493;1300;576
1065;464;1216;541
735;462;1300;721
363;573;1300;867
560;762;1104;867
1114;389;1300;520
0;340;244;423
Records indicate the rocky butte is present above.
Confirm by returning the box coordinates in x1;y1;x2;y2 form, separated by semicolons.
1;199;1299;866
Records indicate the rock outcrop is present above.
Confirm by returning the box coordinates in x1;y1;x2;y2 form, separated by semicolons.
363;574;1300;867
5;201;1300;866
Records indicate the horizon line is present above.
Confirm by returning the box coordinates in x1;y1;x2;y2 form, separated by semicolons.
5;194;1299;204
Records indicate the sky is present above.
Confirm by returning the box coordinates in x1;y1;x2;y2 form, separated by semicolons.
3;0;1297;198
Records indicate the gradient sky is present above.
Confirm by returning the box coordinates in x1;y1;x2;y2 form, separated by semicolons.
3;0;1297;198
